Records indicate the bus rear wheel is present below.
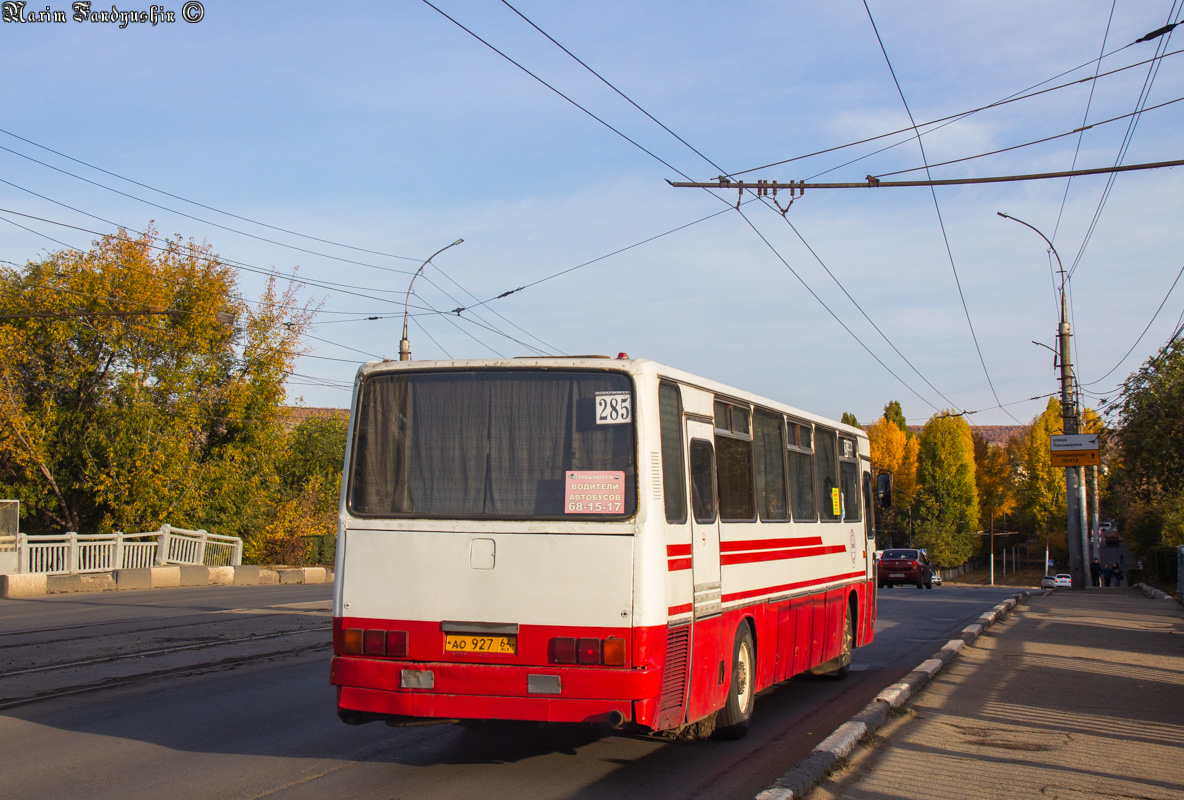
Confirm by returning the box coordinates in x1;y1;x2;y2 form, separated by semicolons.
829;607;854;680
715;623;755;739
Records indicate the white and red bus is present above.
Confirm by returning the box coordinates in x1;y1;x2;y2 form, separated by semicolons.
331;356;883;738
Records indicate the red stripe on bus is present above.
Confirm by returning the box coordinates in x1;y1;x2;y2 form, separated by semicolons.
666;543;692;557
721;571;868;604
718;536;823;553
721;545;846;566
667;603;693;616
667;557;692;572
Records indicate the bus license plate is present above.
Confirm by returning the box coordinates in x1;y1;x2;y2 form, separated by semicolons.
444;634;516;655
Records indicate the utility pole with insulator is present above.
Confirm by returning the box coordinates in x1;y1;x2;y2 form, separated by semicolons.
999;212;1088;588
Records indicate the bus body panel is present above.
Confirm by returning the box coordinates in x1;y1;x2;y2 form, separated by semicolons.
339;528;634;628
331;357;877;733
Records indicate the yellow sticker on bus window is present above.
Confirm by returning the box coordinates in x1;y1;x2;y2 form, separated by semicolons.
832;487;842;517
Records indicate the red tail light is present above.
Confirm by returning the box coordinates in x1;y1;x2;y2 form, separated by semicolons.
550;637;576;664
577;638;600;664
386;631;408;657
363;630;385;655
343;628;408;658
550;636;628;666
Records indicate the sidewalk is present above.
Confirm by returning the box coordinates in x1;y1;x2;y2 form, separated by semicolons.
810;588;1184;800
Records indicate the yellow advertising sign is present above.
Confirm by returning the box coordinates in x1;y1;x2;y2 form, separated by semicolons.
831;487;842;517
1051;450;1100;467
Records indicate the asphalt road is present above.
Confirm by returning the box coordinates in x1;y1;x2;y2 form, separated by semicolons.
0;583;1020;800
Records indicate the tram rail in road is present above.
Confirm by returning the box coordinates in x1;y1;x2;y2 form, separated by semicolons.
0;584;1021;800
0;585;332;711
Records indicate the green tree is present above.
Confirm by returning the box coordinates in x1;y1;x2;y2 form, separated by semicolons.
841;411;860;428
883;400;911;439
0;227;313;546
280;415;348;494
247;414;348;566
913;412;979;566
1109;336;1184;553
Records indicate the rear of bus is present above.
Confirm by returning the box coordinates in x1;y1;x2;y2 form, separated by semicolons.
330;359;661;727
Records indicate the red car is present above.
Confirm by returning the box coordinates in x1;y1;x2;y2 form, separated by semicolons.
878;548;934;589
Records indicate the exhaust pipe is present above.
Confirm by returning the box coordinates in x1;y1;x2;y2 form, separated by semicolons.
606;710;625;728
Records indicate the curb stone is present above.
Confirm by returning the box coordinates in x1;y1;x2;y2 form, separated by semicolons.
1134;581;1178;603
754;591;1031;800
0;565;334;598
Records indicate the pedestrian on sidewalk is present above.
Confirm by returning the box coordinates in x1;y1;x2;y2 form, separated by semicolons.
1090;558;1102;587
1112;563;1124;587
1103;563;1113;587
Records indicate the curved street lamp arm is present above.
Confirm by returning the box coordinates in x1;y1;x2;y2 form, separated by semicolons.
399;238;464;360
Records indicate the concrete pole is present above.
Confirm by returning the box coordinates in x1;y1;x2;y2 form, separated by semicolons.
1060;309;1087;589
1088;465;1100;562
998;212;1086;587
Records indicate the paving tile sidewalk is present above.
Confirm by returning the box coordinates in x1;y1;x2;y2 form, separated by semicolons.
812;589;1184;800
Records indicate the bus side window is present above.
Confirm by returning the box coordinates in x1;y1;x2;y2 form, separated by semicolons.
659;382;687;523
815;427;839;521
754;408;788;521
863;471;876;538
690;439;717;523
714;399;755;521
788;421;816;521
839;436;861;522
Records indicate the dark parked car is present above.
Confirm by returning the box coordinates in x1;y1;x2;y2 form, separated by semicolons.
878;548;933;589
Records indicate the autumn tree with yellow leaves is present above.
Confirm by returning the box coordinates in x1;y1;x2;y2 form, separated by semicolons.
1014;398;1067;558
0;227;315;550
867;401;919;545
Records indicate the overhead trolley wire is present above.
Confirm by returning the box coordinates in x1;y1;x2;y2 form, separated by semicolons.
1059;4;1181;400
472;0;956;413
0;202;410;308
0;134;559;358
0;201;546;363
1066;5;1182;281
0;144;420;277
869;94;1184;180
863;0;1021;425
1079;259;1184;387
1050;0;1117;245
0;126;421;263
726;44;1182;180
733;206;941;413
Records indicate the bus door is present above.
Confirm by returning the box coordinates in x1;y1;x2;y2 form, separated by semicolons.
686;419;723;722
861;463;877;643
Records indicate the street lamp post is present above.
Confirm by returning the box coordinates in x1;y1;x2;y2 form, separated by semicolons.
399;238;463;361
998;212;1090;588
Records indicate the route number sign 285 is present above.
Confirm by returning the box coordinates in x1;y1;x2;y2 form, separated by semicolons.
595;392;632;425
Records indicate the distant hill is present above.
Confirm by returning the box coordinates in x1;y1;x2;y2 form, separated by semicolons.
903;424;1026;447
281;406;349;430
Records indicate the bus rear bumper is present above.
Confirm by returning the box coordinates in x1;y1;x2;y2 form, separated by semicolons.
331;656;660;725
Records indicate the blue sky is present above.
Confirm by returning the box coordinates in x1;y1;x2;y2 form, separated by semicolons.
2;1;1182;427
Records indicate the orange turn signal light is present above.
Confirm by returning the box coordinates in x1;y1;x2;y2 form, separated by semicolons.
602;638;626;666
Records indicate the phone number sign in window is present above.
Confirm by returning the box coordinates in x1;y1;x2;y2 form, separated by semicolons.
565;470;625;514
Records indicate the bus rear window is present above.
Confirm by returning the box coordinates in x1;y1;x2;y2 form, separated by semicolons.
348;369;637;520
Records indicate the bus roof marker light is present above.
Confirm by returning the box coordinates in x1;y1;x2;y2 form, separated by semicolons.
617;352;629;359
